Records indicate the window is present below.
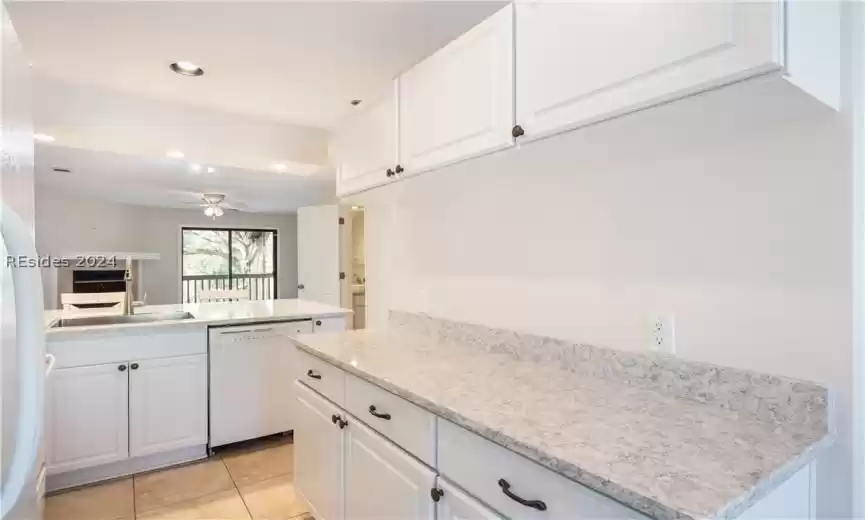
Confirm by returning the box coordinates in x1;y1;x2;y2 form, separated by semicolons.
181;227;278;303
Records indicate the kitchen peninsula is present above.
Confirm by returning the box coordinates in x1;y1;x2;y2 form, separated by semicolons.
43;298;351;491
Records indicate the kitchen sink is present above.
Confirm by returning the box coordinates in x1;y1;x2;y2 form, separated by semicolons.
51;311;196;328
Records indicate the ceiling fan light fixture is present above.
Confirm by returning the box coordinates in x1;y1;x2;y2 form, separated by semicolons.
170;61;204;77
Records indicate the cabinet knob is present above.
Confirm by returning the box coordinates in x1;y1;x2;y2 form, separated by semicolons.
430;487;444;503
307;369;322;380
386;168;395;177
297;283;305;290
511;125;525;138
315;320;322;326
337;417;348;429
331;414;340;424
394;164;404;174
118;364;127;372
130;363;139;370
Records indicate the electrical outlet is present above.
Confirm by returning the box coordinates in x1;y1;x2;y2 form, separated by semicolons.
647;314;676;354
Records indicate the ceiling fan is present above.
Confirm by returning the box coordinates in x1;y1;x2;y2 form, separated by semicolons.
177;192;248;219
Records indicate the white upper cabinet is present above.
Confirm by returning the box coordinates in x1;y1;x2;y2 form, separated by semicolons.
332;80;399;197
128;354;208;458
399;4;514;175
515;1;784;142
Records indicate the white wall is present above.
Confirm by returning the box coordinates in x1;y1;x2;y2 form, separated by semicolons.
349;73;856;516
34;186;298;306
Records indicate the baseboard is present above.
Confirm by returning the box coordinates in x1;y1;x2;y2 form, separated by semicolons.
47;445;208;493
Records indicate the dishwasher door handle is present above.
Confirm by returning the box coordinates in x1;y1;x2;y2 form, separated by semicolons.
219;329;252;335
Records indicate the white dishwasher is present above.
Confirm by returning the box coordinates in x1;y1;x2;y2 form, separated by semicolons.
209;320;313;448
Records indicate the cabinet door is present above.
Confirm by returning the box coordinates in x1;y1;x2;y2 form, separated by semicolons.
515;1;781;142
332;80;399;197
128;355;207;458
399;4;514;175
294;381;345;520
437;478;503;520
345;418;435;520
46;363;129;474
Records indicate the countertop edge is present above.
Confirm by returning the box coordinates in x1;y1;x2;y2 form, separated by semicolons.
45;310;353;338
291;339;687;520
714;433;833;520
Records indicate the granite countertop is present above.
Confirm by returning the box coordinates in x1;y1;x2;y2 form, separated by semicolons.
290;312;831;520
45;298;352;338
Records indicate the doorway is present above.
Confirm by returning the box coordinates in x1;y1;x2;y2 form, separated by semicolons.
350;206;366;329
295;204;365;329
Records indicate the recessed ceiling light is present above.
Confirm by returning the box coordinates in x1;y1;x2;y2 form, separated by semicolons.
34;133;55;142
273;163;287;172
350;99;362;106
206;167;215;173
167;150;184;158
190;164;202;172
169;61;204;77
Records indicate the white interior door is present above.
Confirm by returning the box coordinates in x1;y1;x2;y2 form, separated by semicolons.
128;355;207;457
297;205;348;307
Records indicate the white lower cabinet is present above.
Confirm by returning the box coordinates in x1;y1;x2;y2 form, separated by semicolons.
295;380;435;520
129;354;207;457
46;328;209;491
436;477;503;520
46;362;129;474
345;418;435;520
294;381;346;520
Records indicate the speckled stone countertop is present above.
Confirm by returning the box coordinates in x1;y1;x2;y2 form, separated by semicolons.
45;299;352;339
290;312;831;520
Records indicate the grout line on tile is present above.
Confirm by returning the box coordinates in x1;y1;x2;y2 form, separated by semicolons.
223;457;254;520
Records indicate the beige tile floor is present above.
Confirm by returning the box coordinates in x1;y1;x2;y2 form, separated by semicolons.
45;436;313;520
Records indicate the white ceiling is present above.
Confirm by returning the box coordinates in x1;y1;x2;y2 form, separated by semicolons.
36;144;336;214
8;1;503;129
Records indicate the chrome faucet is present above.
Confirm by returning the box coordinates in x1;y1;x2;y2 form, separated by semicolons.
124;256;134;316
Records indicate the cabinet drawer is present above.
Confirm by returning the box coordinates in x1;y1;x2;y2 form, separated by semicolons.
438;420;648;519
345;373;436;466
294;347;345;406
312;317;346;333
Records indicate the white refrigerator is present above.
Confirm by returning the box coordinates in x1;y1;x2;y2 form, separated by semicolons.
1;4;47;520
